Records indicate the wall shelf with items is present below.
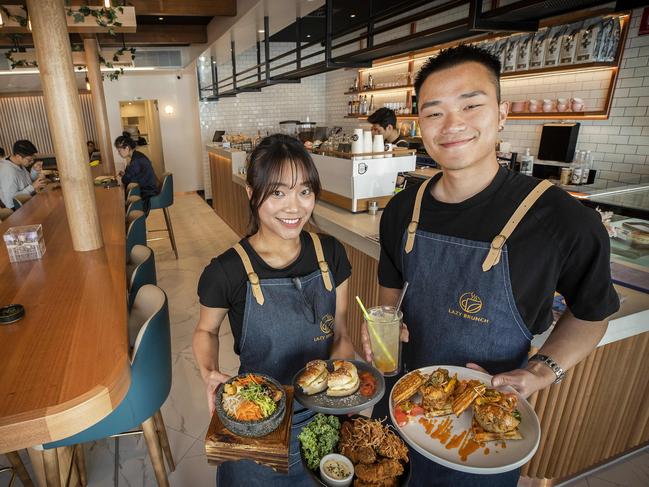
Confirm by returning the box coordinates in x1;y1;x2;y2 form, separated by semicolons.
343;12;630;122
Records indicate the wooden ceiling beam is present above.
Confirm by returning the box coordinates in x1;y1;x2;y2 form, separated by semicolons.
86;0;237;16
0;24;207;47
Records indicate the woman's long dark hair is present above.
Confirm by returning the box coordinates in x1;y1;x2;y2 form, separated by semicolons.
114;132;137;150
246;134;321;234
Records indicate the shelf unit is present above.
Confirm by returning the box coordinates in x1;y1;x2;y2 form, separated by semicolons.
344;13;630;122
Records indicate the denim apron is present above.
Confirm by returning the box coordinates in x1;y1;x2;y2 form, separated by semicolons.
376;178;552;487
217;232;336;487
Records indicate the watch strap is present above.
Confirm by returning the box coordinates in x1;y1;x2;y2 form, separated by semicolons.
529;353;566;384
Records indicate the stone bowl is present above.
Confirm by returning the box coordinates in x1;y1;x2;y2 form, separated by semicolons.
215;373;286;438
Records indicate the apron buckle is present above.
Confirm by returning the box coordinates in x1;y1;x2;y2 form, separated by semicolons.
318;260;329;273
491;234;507;250
248;272;260;285
407;221;418;234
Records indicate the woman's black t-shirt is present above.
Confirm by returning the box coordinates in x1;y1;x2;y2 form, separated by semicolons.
379;166;620;335
198;232;352;354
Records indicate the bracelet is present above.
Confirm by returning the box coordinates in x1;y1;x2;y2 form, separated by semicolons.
529;354;566;384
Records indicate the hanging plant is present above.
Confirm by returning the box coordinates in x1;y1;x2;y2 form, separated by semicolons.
65;4;124;37
114;46;136;62
0;6;28;28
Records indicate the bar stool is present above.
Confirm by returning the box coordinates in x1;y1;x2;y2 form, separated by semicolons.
0;208;13;221
147;173;178;259
1;452;34;487
12;193;31;209
41;285;175;487
126;210;147;257
127;244;157;311
126;182;140;200
126;195;144;218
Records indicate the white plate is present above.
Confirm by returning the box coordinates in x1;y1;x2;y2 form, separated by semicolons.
389;365;540;475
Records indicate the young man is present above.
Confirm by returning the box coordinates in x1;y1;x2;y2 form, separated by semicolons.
0;140;45;209
367;107;409;147
363;45;619;486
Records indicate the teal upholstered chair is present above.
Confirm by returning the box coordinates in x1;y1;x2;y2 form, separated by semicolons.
126;195;145;218
42;285;175;487
126;182;141;200
127;245;157;311
126;210;146;257
148;173;178;259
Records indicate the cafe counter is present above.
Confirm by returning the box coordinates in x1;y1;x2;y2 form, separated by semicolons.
208;145;649;485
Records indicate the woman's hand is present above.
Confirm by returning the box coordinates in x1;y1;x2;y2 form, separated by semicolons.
204;370;231;416
466;362;555;398
118;170;125;177
361;322;409;363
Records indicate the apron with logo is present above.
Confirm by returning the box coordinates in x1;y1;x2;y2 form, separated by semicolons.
392;178;551;487
216;232;336;487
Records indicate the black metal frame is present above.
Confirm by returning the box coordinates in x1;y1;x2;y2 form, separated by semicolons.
198;0;616;101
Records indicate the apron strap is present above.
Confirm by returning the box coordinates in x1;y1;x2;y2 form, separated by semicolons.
405;178;433;254
233;243;265;305
308;232;334;291
482;179;553;272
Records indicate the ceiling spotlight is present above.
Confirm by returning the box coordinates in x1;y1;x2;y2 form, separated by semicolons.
306;34;311;38
158;17;164;21
104;0;111;7
350;14;356;18
258;29;264;33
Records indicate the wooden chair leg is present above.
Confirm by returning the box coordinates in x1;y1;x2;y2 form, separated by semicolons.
74;446;87;487
142;417;170;487
5;451;34;487
152;411;175;472
42;449;62;487
162;207;178;259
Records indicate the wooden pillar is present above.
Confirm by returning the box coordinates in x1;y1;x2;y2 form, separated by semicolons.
83;35;115;176
27;0;103;251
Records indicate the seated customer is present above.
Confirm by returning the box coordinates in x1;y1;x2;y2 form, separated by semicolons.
115;132;158;211
367;107;409;147
0;140;46;209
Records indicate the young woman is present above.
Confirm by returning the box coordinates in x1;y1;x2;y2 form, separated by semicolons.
193;134;355;486
114;132;158;209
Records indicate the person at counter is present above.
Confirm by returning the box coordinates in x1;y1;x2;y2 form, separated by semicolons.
364;45;619;486
193;134;355;486
368;107;409;148
0;139;45;209
114;132;158;211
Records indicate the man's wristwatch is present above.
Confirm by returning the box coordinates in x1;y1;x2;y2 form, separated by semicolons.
529;354;566;384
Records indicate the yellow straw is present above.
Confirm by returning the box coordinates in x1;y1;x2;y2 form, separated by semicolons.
355;296;396;368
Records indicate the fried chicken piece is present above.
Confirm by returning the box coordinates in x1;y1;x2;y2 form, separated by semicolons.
355;459;403;483
340;444;376;465
340;420;353;443
354;477;399;487
473;391;520;434
375;430;409;462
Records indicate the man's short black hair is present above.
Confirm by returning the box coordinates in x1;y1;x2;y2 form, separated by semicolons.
13;140;38;157
414;44;502;103
367;107;397;129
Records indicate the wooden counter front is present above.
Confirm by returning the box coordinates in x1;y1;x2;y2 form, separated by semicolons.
0;185;130;453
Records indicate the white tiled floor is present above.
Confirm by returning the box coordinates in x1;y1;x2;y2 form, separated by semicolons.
1;193;647;487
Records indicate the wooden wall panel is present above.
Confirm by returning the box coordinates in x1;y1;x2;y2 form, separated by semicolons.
0;93;97;155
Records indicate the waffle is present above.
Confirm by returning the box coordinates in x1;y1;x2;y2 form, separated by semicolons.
391;370;426;405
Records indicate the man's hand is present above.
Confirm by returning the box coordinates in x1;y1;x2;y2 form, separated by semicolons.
32;178;47;191
466;362;555;398
204;370;231;416
361;322;409;363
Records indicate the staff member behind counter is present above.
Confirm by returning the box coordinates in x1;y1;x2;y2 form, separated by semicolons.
363;45;619;486
368;107;410;148
193;134;355;486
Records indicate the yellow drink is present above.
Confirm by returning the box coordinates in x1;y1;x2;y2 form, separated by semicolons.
366;306;402;376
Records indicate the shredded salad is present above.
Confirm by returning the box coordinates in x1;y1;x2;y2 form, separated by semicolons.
222;374;282;421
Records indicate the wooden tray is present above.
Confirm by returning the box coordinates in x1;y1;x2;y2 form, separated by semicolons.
204;386;293;473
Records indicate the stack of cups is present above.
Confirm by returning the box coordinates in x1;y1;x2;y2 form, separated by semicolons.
351;128;363;156
372;134;384;159
363;131;373;156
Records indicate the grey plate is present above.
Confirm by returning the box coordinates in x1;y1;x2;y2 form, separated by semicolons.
292;360;385;415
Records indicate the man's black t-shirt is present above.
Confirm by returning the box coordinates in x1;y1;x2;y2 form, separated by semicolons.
198;232;352;354
379;166;620;335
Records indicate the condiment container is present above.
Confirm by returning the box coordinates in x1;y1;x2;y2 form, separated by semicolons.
4;224;46;263
319;453;354;487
